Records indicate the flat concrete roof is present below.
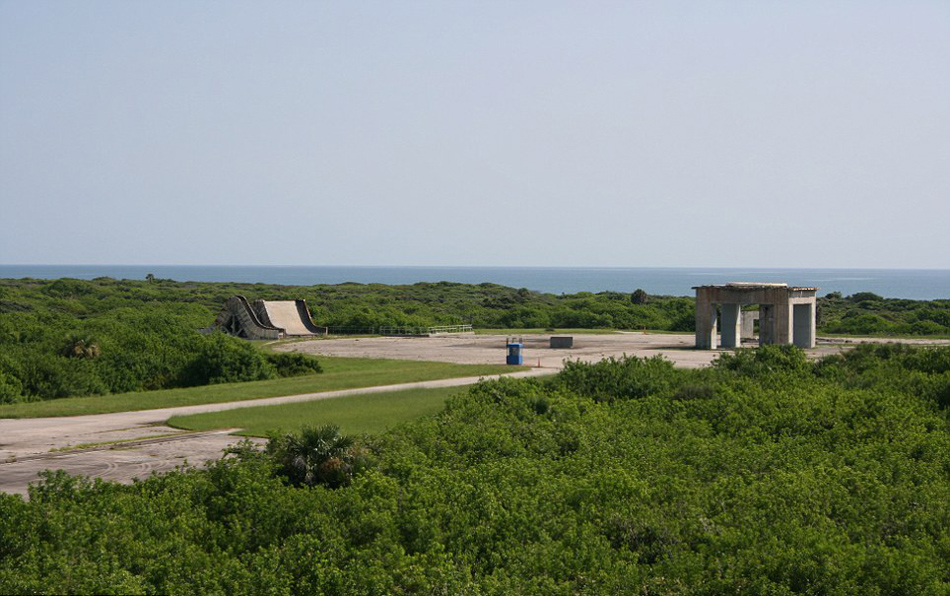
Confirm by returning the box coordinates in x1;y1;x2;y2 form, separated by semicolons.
692;282;818;291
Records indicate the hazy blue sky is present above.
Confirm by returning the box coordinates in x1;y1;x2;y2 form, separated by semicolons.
1;1;948;268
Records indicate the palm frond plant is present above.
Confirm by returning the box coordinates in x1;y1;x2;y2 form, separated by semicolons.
266;424;364;488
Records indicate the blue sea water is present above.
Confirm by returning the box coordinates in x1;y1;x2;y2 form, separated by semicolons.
1;265;948;300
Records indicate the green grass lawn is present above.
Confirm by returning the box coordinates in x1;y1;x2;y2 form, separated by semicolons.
168;386;464;437
0;357;526;419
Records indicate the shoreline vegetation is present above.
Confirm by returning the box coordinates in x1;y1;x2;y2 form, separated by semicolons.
1;277;948;406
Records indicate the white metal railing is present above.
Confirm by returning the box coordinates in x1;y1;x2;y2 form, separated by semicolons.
378;326;427;335
323;324;474;336
427;324;473;334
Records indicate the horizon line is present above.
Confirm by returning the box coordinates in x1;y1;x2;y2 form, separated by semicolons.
2;263;949;272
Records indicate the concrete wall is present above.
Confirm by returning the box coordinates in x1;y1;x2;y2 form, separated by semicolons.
695;291;718;349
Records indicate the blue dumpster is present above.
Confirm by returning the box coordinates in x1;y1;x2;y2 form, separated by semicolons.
506;341;523;365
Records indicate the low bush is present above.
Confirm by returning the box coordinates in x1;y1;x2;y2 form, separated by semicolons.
265;352;323;377
555;355;677;402
179;333;276;387
713;344;811;376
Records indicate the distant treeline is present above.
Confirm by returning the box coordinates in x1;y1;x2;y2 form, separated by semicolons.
2;344;948;593
0;278;948;402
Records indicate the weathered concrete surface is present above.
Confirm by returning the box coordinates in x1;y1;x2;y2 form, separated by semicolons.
794;303;816;349
720;303;742;348
259;301;315;335
277;332;721;369
741;311;758;339
256;299;324;336
0;431;255;498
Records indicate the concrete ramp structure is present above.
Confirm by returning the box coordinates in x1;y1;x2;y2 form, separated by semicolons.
255;300;325;336
694;283;817;350
208;296;324;340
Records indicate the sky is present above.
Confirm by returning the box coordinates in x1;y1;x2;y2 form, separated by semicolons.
1;1;948;269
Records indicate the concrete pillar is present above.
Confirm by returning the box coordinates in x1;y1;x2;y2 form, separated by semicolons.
695;291;718;349
720;303;741;348
772;300;793;345
793;303;816;348
741;310;758;339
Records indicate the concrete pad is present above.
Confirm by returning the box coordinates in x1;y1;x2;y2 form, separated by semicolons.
276;332;721;369
0;430;260;498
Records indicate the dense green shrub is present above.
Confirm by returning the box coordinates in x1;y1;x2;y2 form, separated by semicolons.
0;370;22;404
17;353;110;399
179;333;277;386
819;293;950;335
849;291;883;302
2;346;949;593
555;355;678;402
41;279;94;299
713;343;811;376
817;343;950;410
825;312;897;335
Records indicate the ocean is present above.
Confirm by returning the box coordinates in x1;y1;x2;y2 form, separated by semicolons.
1;265;948;300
